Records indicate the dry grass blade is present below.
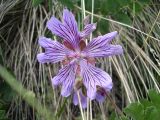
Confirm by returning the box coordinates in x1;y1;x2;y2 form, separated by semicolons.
0;0;160;120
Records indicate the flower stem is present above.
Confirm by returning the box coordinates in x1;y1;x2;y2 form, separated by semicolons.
87;98;89;120
90;99;92;120
77;91;85;120
90;0;94;41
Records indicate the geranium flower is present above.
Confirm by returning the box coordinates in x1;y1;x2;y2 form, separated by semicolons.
37;9;123;108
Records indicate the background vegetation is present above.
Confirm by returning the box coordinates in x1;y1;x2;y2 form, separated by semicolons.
0;0;160;120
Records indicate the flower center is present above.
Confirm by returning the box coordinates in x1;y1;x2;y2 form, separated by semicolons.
74;51;81;58
73;51;86;60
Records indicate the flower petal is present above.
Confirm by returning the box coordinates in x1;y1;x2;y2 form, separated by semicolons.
47;9;81;49
73;92;78;105
82;31;123;58
37;53;61;63
37;37;73;63
96;92;105;102
63;9;79;42
52;61;77;97
80;23;97;38
80;59;113;100
73;89;87;109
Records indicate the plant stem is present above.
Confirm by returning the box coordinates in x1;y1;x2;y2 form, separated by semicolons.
77;91;85;120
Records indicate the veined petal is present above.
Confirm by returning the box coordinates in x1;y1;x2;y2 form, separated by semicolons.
37;53;64;63
37;37;73;63
82;31;123;58
52;61;77;97
80;23;97;38
63;9;80;42
47;16;79;49
83;45;123;58
73;89;87;109
80;59;113;100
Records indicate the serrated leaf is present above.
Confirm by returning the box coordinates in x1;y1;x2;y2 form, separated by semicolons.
124;103;144;120
148;90;160;109
109;112;128;120
144;106;160;120
140;99;153;109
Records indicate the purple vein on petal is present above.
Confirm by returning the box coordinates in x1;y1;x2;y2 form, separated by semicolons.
80;23;97;39
82;31;123;58
52;61;77;97
63;9;80;42
80;59;113;100
47;9;80;49
37;37;73;63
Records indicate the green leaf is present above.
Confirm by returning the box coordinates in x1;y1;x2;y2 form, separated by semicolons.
100;0;108;15
124;103;144;120
115;12;132;25
48;0;52;11
56;98;67;118
144;106;160;120
32;0;43;7
105;0;121;14
0;82;16;102
109;112;117;120
59;0;74;9
134;2;143;14
129;1;143;15
148;90;160;109
109;112;128;120
119;116;129;120
97;19;109;34
117;0;132;7
0;110;6;119
140;99;153;109
85;0;101;13
138;0;151;4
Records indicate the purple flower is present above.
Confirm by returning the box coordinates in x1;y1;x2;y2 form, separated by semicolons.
37;9;123;107
73;89;87;109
